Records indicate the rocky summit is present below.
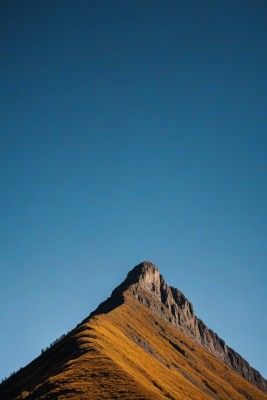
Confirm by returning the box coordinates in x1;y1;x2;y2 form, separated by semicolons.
1;261;266;400
92;261;267;392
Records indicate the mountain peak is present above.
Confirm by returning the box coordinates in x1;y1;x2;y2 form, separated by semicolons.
88;261;160;317
123;260;160;290
125;260;159;281
89;261;267;392
1;261;267;399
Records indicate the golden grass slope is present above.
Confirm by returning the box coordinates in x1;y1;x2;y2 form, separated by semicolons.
1;293;267;399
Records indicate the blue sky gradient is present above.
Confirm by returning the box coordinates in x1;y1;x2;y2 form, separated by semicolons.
0;0;267;380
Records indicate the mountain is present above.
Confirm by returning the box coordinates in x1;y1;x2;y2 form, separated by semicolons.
1;261;266;400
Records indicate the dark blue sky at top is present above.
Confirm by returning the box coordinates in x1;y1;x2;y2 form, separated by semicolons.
0;0;266;380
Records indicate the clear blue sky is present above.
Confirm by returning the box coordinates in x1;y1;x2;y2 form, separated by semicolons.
0;0;266;381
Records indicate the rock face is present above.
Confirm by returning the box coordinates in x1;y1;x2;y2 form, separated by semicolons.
92;261;267;392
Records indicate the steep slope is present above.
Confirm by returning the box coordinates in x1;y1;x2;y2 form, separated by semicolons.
0;261;266;400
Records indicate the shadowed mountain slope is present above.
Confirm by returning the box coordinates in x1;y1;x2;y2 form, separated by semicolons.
1;261;266;400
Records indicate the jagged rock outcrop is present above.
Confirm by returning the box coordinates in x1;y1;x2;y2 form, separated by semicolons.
91;261;267;392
